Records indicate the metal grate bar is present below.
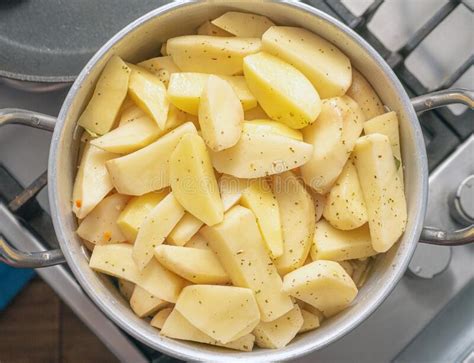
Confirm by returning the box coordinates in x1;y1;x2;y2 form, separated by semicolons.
355;0;385;29
437;54;474;90
9;170;47;213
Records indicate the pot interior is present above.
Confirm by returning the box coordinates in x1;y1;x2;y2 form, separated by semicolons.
49;1;427;361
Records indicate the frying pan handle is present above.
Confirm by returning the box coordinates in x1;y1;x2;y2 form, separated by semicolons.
0;108;65;268
411;88;474;246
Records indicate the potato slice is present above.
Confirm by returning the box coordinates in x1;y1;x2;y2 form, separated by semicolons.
210;122;313;178
151;307;173;330
117;190;168;242
346;69;385;120
243;52;321;129
77;193;129;244
167;213;204;246
306;188;326;223
253;305;304;349
322;161;368;230
128;67;169;129
202;206;294;322
299;309;320;333
78;56;130;135
197;20;233;36
167;35;261;75
262;26;351;98
89;243;141;282
161;309;255;351
72;143;117;219
130;285;170;318
133;193;185;270
244;105;269;120
199;75;243;151
212;12;275;37
218;174;252;210
160;42;167;56
353;134;407;252
184;233;210;250
244;120;303;140
170;133;223;226
119;104;147;126
240;179;283;258
175;285;260;344
106;122;197;195
137;56;180;86
272;172;315;275
311;220;377;261
282;260;358;317
154;245;229;284
118;279;135;301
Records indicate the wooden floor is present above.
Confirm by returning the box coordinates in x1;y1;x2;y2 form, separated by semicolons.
0;277;119;363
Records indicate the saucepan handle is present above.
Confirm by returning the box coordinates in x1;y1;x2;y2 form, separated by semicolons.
411;89;474;246
0;108;65;267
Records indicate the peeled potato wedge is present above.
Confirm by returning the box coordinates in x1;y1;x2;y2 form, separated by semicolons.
151;307;173;330
167;213;204;246
118;279;135;301
299;309;320;334
212;12;275;37
244;105;269;120
243;52;321;129
137;56;180;86
244;120;303;140
218;174;252;210
184;233;210;250
130;285;170;318
119;104;147;126
262;26;351;98
197;20;234;37
346;69;385;120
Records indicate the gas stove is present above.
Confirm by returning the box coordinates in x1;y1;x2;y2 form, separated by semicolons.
0;1;473;362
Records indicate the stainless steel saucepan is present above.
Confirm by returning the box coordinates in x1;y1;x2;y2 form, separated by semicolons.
1;1;473;361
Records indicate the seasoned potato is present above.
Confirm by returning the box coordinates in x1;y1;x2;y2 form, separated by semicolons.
243;52;321;129
199;75;243;151
151;307;173;330
311;220;377;261
167;213;204;246
175;285;260;344
212;12;275;37
184;233;210;250
130;285;170;318
323;161;368;230
346;69;385;120
353;134;407;252
170;133;224;226
89;243;140;282
306;188;326;222
167;35;261;75
197;20;233;37
118;279;135;301
202;206;294;322
244;105;269;120
106;122;197;195
137;56;180;86
77;193;129;244
218;174;252;210
119;103;147;126
262;26;351;98
299;309;321;334
78;56;130;135
282;260;358;317
244;120;303;140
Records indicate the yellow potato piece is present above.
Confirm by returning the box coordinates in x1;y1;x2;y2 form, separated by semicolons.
116;190;168;242
119;104;147;126
244;105;269;120
167;213;204;246
151;307;173;330
77;193;129;244
253;305;304;349
197;20;233;37
72;142;117;219
262;26;351;98
346;69;385;120
299;309;320;334
78;56;130;135
272;171;315;275
202;206;294;322
282;260;358;317
243;52;321;129
353;134;407;252
130;285;170;318
133;193;185;270
306;187;326;222
175;285;260;344
212;12;275;37
106;122;197;196
118;279;135;301
167;35;261;75
218;174;252;210
184;233;210;250
243;120;303;140
154;245;229;284
240;179;283;258
170;133;224;226
137;56;180;86
323;161;368;230
311;220;377;261
199;75;243;151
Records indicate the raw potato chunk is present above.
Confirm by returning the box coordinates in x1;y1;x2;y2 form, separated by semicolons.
244;120;303;140
78;56;130;135
272;172;315;275
117;190;168;242
218;174;252;210
197;21;233;37
77;194;129;244
240;179;283;258
133;193;185;270
323;161;368;230
167;213;204;246
106;122;197;195
346;69;385;120
202;206;294;322
299;309;320;333
72;143;117;219
243;52;321;129
262;26;351;98
253;305;304;349
137;56;180;86
128;68;169;129
311;220;377;261
212;12;275;37
306;188;326;222
175;285;260;344
244;105;269;120
185;233;210;250
282;260;358;317
210;122;313;178
151;307;173;330
167;35;261;75
161;309;255;351
89;244;140;283
119;104;147;126
199;75;243;151
353;134;407;252
155;245;229;284
118;279;135;301
170;133;223;226
130;285;169;318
